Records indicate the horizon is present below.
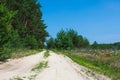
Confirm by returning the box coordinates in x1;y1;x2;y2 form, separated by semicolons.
39;0;120;44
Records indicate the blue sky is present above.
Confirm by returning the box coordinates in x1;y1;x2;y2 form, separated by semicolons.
38;0;120;43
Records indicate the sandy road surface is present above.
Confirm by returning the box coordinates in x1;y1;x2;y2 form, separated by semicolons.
0;51;45;80
0;51;111;80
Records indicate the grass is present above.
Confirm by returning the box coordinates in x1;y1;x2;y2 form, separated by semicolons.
10;74;37;80
10;77;23;80
32;61;48;71
28;74;37;80
56;50;120;80
11;48;42;59
44;50;50;58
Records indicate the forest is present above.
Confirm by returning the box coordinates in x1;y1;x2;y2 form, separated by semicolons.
0;0;120;60
0;0;120;80
0;0;48;60
46;29;120;50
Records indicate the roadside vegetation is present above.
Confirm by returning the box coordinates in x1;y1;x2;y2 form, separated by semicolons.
53;49;120;80
32;61;48;71
0;0;48;61
44;50;50;58
47;29;120;80
10;74;37;80
1;0;120;80
11;49;42;59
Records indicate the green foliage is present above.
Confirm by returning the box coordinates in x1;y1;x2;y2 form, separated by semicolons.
44;50;50;58
0;42;12;61
0;4;16;60
32;61;48;71
46;29;89;50
11;49;42;59
91;41;120;49
46;37;56;49
24;35;38;49
0;4;15;46
64;50;120;80
0;0;48;60
56;29;73;50
91;41;98;49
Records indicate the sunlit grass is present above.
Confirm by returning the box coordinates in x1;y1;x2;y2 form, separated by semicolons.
44;50;50;58
32;61;48;71
11;49;42;59
56;50;120;80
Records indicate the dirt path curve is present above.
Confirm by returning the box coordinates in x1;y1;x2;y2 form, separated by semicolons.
0;51;45;80
0;51;111;80
36;51;110;80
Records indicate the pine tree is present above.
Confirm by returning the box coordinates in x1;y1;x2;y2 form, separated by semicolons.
4;0;48;48
0;4;16;60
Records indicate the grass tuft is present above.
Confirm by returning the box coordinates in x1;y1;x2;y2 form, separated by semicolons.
11;49;42;59
44;50;50;58
10;77;23;80
32;61;48;71
56;50;120;80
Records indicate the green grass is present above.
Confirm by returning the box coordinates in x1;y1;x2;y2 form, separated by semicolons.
44;50;50;58
10;74;37;80
28;74;37;80
10;77;23;80
32;61;48;71
56;50;120;80
11;48;42;59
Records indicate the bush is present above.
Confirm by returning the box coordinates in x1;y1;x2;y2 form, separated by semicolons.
24;35;38;49
0;42;12;61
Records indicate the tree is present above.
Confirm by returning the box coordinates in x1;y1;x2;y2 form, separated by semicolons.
46;37;56;49
67;29;78;48
91;41;98;49
83;38;89;48
3;0;48;48
75;35;84;48
56;29;73;50
0;0;48;60
46;29;90;50
0;4;16;60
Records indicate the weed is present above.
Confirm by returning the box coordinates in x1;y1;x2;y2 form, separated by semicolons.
10;77;23;80
11;49;42;59
32;61;48;71
28;74;37;80
44;50;50;58
57;50;120;80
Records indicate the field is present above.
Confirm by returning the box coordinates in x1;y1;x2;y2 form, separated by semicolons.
56;49;120;80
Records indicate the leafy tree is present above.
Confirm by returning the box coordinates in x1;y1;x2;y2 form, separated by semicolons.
46;29;89;50
2;0;48;48
56;29;73;50
91;41;98;49
0;0;48;60
67;29;78;48
0;4;16;60
46;37;56;49
75;35;84;48
83;38;89;48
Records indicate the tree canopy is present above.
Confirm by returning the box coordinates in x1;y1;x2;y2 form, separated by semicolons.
0;0;48;60
46;29;89;50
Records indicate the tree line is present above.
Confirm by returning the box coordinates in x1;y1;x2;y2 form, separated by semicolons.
0;0;120;60
91;41;120;50
0;0;48;60
46;29;120;50
46;29;89;50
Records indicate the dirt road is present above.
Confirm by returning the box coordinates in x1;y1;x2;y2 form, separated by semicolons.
0;51;111;80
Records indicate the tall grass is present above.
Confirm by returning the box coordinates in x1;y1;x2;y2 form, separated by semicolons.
11;48;42;59
57;49;120;80
32;61;48;71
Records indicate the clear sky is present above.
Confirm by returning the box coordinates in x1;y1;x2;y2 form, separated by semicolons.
38;0;120;44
